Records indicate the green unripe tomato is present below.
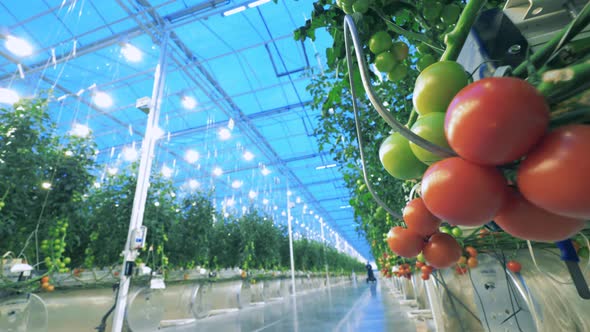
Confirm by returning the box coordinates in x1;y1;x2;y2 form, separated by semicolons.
379;132;427;180
342;2;354;14
417;252;426;263
423;1;443;21
64;257;71;264
439;226;452;234
390;41;409;61
451;227;463;237
409;112;450;164
353;0;370;14
374;52;397;72
387;64;408;82
413;61;469;115
369;31;393;55
416;54;436;72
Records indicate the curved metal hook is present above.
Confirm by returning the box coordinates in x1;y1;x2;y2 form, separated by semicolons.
343;15;456;158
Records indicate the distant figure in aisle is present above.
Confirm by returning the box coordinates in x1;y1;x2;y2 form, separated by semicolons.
366;262;376;283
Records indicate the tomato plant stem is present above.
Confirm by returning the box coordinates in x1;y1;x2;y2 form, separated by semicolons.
513;2;590;77
405;108;418;128
440;0;487;62
538;60;590;105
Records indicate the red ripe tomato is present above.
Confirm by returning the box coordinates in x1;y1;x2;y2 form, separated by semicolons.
506;260;521;273
494;188;585;242
403;198;441;236
517;125;590;219
465;246;478;258
455;266;467;275
386;226;425;258
421;273;430;280
467;257;478;268
421;157;507;226
421;265;434;274
423;233;462;269
445;77;549;165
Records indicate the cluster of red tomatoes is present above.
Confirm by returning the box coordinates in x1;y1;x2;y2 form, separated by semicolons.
387;197;463;269
395;263;414;279
455;246;478;275
382;61;589;267
415;261;434;280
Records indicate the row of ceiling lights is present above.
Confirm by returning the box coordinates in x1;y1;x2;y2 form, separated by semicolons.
0;0;274;106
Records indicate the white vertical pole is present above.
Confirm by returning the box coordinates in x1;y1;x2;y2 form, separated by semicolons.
286;182;296;296
111;31;169;332
321;221;330;288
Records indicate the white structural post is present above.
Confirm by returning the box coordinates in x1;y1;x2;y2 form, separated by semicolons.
111;31;169;332
321;220;331;288
286;183;296;296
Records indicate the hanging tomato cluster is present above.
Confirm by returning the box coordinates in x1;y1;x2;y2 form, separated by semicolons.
381;60;589;263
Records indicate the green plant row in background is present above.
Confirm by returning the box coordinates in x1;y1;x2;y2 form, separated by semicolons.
0;97;364;290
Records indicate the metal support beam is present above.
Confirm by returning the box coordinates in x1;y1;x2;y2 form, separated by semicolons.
110;30;170;332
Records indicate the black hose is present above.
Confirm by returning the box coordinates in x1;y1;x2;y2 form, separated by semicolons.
95;283;120;332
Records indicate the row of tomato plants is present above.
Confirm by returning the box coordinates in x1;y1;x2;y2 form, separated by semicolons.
0;97;364;293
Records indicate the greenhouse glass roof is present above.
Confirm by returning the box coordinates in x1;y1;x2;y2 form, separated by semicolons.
0;0;371;261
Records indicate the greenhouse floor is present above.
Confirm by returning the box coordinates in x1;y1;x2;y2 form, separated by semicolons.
166;279;420;332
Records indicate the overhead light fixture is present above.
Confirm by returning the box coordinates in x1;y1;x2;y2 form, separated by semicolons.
181;96;197;110
41;182;52;190
218;128;231;140
161;165;173;178
262;198;269;205
339;205;351;209
243;151;254;161
223;6;246;16
248;0;270;8
122;146;138;162
107;167;119;176
4;35;33;57
188;179;200;190
0;88;19;105
93;91;113;108
231;180;243;189
248;190;257;199
185;149;199;163
213;167;223;176
121;43;142;62
261;167;271;176
295;197;301;204
226;198;235;207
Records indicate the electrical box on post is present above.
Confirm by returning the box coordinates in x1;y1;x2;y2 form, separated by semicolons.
130;226;148;250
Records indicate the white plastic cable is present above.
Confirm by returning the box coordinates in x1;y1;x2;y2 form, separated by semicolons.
526;240;586;285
